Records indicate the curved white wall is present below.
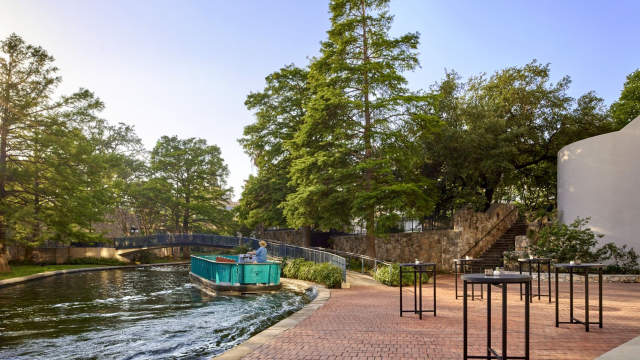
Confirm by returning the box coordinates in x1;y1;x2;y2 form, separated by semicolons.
557;116;640;251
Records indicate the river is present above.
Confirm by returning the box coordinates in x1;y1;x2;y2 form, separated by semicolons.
0;264;308;359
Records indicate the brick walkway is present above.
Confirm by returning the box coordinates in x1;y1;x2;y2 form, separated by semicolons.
241;275;640;360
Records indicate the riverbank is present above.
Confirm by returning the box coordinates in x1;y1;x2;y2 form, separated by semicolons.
0;261;189;288
215;279;330;360
0;264;109;281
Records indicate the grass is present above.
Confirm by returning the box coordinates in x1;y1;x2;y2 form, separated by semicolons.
0;264;108;281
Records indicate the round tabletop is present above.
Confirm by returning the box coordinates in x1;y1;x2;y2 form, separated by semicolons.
461;273;532;284
454;258;482;263
399;262;436;267
555;263;604;268
517;257;552;263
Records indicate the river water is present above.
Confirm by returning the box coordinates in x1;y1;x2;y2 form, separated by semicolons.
0;265;308;359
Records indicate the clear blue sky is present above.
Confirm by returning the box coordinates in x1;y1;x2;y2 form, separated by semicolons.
2;0;638;199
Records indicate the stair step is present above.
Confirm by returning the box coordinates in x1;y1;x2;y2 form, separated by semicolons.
475;218;527;267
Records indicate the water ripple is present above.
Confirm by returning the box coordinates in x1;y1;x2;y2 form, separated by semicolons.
0;265;307;360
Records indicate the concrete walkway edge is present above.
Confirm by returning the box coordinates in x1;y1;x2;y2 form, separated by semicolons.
214;280;331;360
596;335;640;360
0;261;189;288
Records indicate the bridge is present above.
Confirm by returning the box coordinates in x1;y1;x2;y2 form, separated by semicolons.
96;234;347;280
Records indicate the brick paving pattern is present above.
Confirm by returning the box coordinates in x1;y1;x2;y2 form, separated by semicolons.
242;275;640;360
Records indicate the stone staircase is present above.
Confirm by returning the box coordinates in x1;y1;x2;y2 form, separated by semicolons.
475;219;528;270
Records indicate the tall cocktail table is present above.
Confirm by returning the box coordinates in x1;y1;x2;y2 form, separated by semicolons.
399;263;436;319
555;263;604;332
454;258;484;300
462;273;531;360
518;257;552;302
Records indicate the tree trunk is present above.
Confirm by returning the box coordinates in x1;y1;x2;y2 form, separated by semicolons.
483;186;495;212
360;0;376;259
0;243;10;273
182;193;190;233
0;68;11;273
365;218;376;259
25;246;34;263
301;225;311;247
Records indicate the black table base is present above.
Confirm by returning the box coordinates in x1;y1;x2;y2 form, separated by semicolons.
518;259;552;303
463;274;530;360
555;265;603;332
399;263;436;320
455;260;484;300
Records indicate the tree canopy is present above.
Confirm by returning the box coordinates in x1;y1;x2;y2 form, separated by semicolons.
610;69;640;129
239;0;627;253
0;34;234;272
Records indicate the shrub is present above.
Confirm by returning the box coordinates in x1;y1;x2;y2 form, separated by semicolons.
596;243;640;274
66;257;127;266
530;217;640;274
530;217;602;262
374;263;429;287
282;258;342;288
502;250;527;271
346;257;376;273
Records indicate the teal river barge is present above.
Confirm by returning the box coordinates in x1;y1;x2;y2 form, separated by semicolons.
190;255;282;294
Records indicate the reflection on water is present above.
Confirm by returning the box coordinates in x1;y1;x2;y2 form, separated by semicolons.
0;265;307;360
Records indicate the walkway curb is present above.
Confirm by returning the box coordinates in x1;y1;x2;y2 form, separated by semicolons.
0;261;189;288
596;335;640;360
213;279;331;360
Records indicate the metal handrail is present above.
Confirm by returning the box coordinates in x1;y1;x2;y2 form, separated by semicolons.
315;247;392;274
256;239;347;281
108;233;347;281
462;206;518;258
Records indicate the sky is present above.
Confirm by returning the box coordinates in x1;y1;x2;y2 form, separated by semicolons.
2;0;639;200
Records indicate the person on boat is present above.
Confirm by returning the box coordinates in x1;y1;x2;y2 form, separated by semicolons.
249;241;268;263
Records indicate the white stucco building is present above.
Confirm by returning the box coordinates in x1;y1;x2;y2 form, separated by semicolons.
557;115;640;251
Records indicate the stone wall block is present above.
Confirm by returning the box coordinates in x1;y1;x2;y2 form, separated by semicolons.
515;235;530;252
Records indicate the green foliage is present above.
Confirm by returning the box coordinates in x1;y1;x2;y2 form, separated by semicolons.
150;136;232;234
530;217;639;274
411;62;617;213
66;257;127;266
373;263;429;287
530;217;602;263
0;34;236;275
239;2;624;247
237;65;310;230
596;243;640;274
346;257;374;272
610;69;640;129
0;33;145;253
283;0;435;258
282;258;342;288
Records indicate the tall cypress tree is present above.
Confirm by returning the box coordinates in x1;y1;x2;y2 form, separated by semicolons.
238;65;310;238
284;0;432;257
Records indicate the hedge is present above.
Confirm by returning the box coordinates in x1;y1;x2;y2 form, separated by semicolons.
282;258;343;288
374;263;430;286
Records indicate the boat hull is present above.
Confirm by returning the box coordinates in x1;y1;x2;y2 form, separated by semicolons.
190;272;282;295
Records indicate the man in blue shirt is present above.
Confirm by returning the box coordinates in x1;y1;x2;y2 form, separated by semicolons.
252;240;268;263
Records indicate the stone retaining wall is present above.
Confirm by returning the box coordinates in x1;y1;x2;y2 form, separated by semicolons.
8;246;130;264
7;245;197;264
331;230;461;271
258;230;305;247
330;204;517;271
